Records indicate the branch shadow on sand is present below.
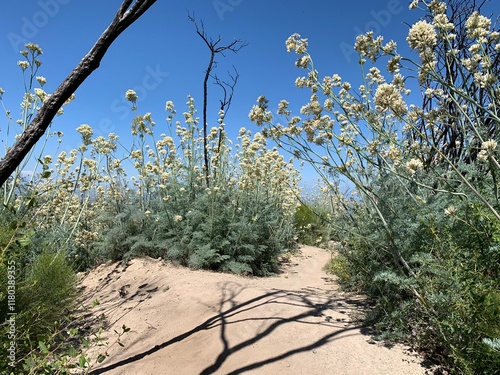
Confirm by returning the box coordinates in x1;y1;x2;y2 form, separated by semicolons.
88;281;378;375
76;261;165;329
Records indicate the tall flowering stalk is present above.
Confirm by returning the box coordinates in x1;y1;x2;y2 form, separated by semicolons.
0;43;73;209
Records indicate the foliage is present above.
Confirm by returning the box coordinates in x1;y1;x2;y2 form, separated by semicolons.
294;203;321;245
250;1;500;373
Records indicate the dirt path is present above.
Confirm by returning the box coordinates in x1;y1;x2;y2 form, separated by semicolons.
78;245;426;375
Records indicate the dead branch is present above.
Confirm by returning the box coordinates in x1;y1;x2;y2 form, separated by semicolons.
211;68;239;183
188;13;247;188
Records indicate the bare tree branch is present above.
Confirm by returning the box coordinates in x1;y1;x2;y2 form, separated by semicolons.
0;0;157;188
212;68;239;183
213;66;240;116
188;13;247;188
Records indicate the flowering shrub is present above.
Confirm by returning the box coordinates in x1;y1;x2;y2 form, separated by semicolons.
250;1;500;373
85;94;300;275
1;43;300;274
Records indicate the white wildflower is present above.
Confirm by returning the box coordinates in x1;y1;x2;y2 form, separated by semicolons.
296;55;310;69
407;21;437;50
285;33;308;54
76;124;93;146
482;139;497;152
374;83;407;116
444;206;457;217
25;42;42;54
405;158;423;174
36;76;47;86
17;61;29;70
478;150;489;162
465;11;491;39
125;89;138;102
478;139;498;160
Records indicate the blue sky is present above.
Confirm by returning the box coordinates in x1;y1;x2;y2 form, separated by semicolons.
0;0;490;185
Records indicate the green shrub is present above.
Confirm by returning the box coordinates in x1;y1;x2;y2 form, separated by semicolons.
323;253;350;284
294;203;327;245
97;177;296;276
0;247;76;373
321;170;500;373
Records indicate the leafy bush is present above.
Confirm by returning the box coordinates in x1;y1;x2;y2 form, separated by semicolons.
329;172;500;372
0;218;124;374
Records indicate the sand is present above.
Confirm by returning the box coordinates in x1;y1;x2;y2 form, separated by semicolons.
76;245;427;375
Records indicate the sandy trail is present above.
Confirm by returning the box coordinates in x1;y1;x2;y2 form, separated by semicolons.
78;245;426;375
